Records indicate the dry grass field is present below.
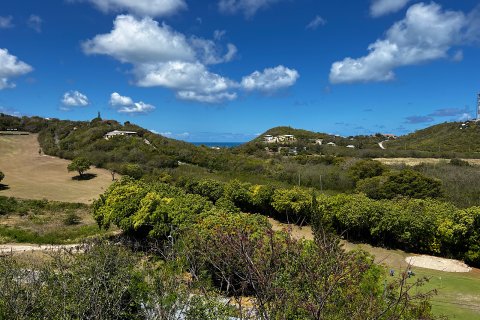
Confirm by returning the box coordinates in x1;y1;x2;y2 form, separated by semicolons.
0;134;115;203
374;157;480;167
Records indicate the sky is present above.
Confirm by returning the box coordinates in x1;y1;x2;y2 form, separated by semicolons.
0;0;479;142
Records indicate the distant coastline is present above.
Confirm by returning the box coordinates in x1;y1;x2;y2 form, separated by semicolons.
192;142;243;148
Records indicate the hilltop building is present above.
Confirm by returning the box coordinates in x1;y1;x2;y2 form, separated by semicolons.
104;130;137;140
263;134;297;143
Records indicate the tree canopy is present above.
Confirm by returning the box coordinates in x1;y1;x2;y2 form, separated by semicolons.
67;157;92;178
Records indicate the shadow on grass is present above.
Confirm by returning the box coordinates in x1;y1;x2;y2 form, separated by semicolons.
71;173;97;181
0;184;9;191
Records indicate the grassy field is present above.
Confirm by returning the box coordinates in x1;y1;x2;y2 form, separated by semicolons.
0;198;116;245
0;134;115;203
268;218;480;320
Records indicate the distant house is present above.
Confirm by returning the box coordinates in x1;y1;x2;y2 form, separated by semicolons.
263;134;296;144
326;142;336;147
346;145;355;149
382;134;397;139
314;139;323;145
104;130;137;140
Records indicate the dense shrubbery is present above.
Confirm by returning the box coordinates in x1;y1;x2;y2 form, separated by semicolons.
90;180;438;319
356;169;443;200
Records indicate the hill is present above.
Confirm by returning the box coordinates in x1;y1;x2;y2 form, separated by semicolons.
0;113;268;178
385;121;480;155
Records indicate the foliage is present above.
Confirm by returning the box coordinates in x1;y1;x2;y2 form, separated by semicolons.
356;169;443;200
450;158;470;166
348;159;387;182
67;157;92;177
0;170;4;183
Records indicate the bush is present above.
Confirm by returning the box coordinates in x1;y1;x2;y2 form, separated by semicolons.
63;212;81;225
356;169;443;200
450;158;470;167
0;170;4;183
348;160;386;183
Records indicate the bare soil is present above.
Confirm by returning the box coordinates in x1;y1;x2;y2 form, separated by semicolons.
0;134;115;203
374;157;480;167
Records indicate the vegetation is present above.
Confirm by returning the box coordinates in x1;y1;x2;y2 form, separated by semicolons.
67;157;92;178
356;169;444;200
0;170;4;183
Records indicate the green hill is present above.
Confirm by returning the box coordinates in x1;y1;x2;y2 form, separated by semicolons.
385;121;480;154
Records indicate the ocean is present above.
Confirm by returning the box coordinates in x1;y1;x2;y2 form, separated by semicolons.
192;142;243;148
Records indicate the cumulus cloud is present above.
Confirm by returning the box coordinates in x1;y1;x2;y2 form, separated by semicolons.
306;15;326;30
110;92;155;114
370;0;410;17
0;16;13;29
83;15;195;64
330;3;477;84
242;66;299;92
80;0;186;17
27;15;42;33
61;91;90;109
218;0;284;18
83;15;298;103
0;48;33;89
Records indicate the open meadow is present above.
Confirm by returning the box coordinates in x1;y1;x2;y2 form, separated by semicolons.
0;134;115;203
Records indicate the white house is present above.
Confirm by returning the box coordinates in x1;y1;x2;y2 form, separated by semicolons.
104;130;137;140
326;142;336;147
346;145;355;149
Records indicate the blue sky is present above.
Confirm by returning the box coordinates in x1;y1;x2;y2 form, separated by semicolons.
0;0;479;142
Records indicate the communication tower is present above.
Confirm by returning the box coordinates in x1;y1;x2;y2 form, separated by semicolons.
477;93;480;120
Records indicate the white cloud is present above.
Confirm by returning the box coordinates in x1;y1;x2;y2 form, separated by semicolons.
0;16;13;29
370;0;410;17
0;48;33;89
330;3;473;84
84;15;298;103
27;15;42;33
83;15;195;64
110;92;155;114
135;61;238;103
190;37;237;65
61;91;89;109
82;0;186;17
218;0;283;18
306;15;326;30
242;65;299;92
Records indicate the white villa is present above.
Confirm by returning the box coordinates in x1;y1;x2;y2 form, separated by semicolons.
104;130;137;140
263;134;297;144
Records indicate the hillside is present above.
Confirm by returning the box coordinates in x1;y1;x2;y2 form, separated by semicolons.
238;126;390;155
385;121;480;154
0;113;268;178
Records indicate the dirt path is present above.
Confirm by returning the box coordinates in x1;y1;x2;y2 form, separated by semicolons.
0;134;115;203
0;244;82;255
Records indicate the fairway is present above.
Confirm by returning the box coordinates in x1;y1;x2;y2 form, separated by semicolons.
269;218;480;319
0;134;115;203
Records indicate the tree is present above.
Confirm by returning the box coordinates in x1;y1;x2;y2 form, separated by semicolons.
348;159;387;183
0;170;4;183
67;157;92;178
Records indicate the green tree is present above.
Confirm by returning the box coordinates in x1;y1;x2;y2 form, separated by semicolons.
0;170;4;183
348;159;386;183
67;157;92;178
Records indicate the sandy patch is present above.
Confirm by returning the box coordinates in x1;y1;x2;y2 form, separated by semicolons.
374;157;480;167
0;244;81;254
406;255;472;273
